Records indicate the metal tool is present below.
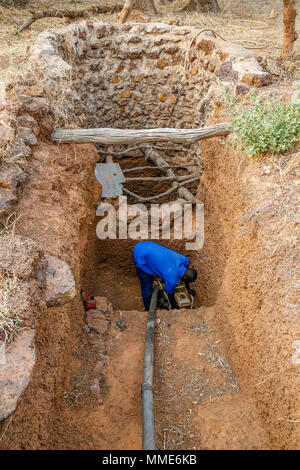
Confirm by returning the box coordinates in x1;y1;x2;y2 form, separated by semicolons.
174;280;193;309
94;162;125;198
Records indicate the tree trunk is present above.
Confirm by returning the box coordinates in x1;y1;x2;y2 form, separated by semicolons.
181;0;220;13
283;0;298;58
118;0;157;24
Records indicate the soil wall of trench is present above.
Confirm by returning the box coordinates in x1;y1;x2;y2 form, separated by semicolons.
0;22;299;449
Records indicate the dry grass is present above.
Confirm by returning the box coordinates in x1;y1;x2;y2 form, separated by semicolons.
0;213;21;343
185;318;213;335
0;138;13;167
0;212;19;237
0;0;299;92
0;112;16;167
0;270;21;343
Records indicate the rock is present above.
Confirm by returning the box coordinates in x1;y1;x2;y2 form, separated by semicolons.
0;123;14;145
121;90;131;98
39;255;76;307
11;140;32;159
0;188;17;219
232;57;272;88
94;296;114;316
190;64;199;75
235;82;251;96
241;73;272;88
157;58;168;69
9;278;45;327
0;167;27;192
215;61;239;81
0;235;41;279
19;127;37;146
0;329;36;421
86;309;110;336
18;95;48;117
17;114;39;135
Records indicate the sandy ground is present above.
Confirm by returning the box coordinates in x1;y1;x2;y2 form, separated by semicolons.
50;302;269;450
0;0;300;85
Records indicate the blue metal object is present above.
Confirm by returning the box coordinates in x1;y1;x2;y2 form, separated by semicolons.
95;163;125;198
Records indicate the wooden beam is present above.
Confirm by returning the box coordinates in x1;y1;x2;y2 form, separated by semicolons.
123;176;200;202
51;123;230;145
145;148;200;203
123;164;200;172
125;172;200;182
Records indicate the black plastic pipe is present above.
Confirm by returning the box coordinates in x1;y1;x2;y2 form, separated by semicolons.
142;284;160;450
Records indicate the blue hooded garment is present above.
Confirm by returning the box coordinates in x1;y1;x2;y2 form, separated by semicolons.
133;241;189;295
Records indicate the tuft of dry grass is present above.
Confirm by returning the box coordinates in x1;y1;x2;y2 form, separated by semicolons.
186;318;213;335
0;212;19;237
0;270;21;343
0;113;15;166
0;138;13;167
0;213;21;343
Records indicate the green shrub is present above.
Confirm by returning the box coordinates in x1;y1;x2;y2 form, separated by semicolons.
221;86;300;157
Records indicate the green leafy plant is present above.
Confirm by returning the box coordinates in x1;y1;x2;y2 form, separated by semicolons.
221;85;300;157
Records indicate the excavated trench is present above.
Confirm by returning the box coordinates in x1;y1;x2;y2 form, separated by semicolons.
0;22;299;450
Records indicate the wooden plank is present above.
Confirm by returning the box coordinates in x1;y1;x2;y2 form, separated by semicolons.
51;123;230;145
125;172;200;182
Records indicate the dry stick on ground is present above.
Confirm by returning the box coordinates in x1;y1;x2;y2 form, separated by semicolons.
118;0;157;24
17;4;124;33
282;0;298;57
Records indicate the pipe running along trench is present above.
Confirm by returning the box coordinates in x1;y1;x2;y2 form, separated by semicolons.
142;284;160;450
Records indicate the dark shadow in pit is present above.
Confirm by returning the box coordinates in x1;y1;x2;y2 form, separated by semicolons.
82;222;201;311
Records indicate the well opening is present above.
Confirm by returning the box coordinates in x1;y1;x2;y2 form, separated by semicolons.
35;22;223;311
0;20;298;451
30;21;273;316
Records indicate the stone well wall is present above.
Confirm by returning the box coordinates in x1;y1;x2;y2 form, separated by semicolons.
30;22;272;130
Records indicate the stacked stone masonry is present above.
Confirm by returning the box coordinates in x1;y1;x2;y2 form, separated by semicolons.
29;22;272;130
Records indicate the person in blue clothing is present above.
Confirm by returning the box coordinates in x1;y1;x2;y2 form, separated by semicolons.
132;241;197;310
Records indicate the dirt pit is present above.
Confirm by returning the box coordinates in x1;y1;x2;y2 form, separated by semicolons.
0;21;299;450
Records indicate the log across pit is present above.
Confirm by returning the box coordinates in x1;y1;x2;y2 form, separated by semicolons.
51;123;230;145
